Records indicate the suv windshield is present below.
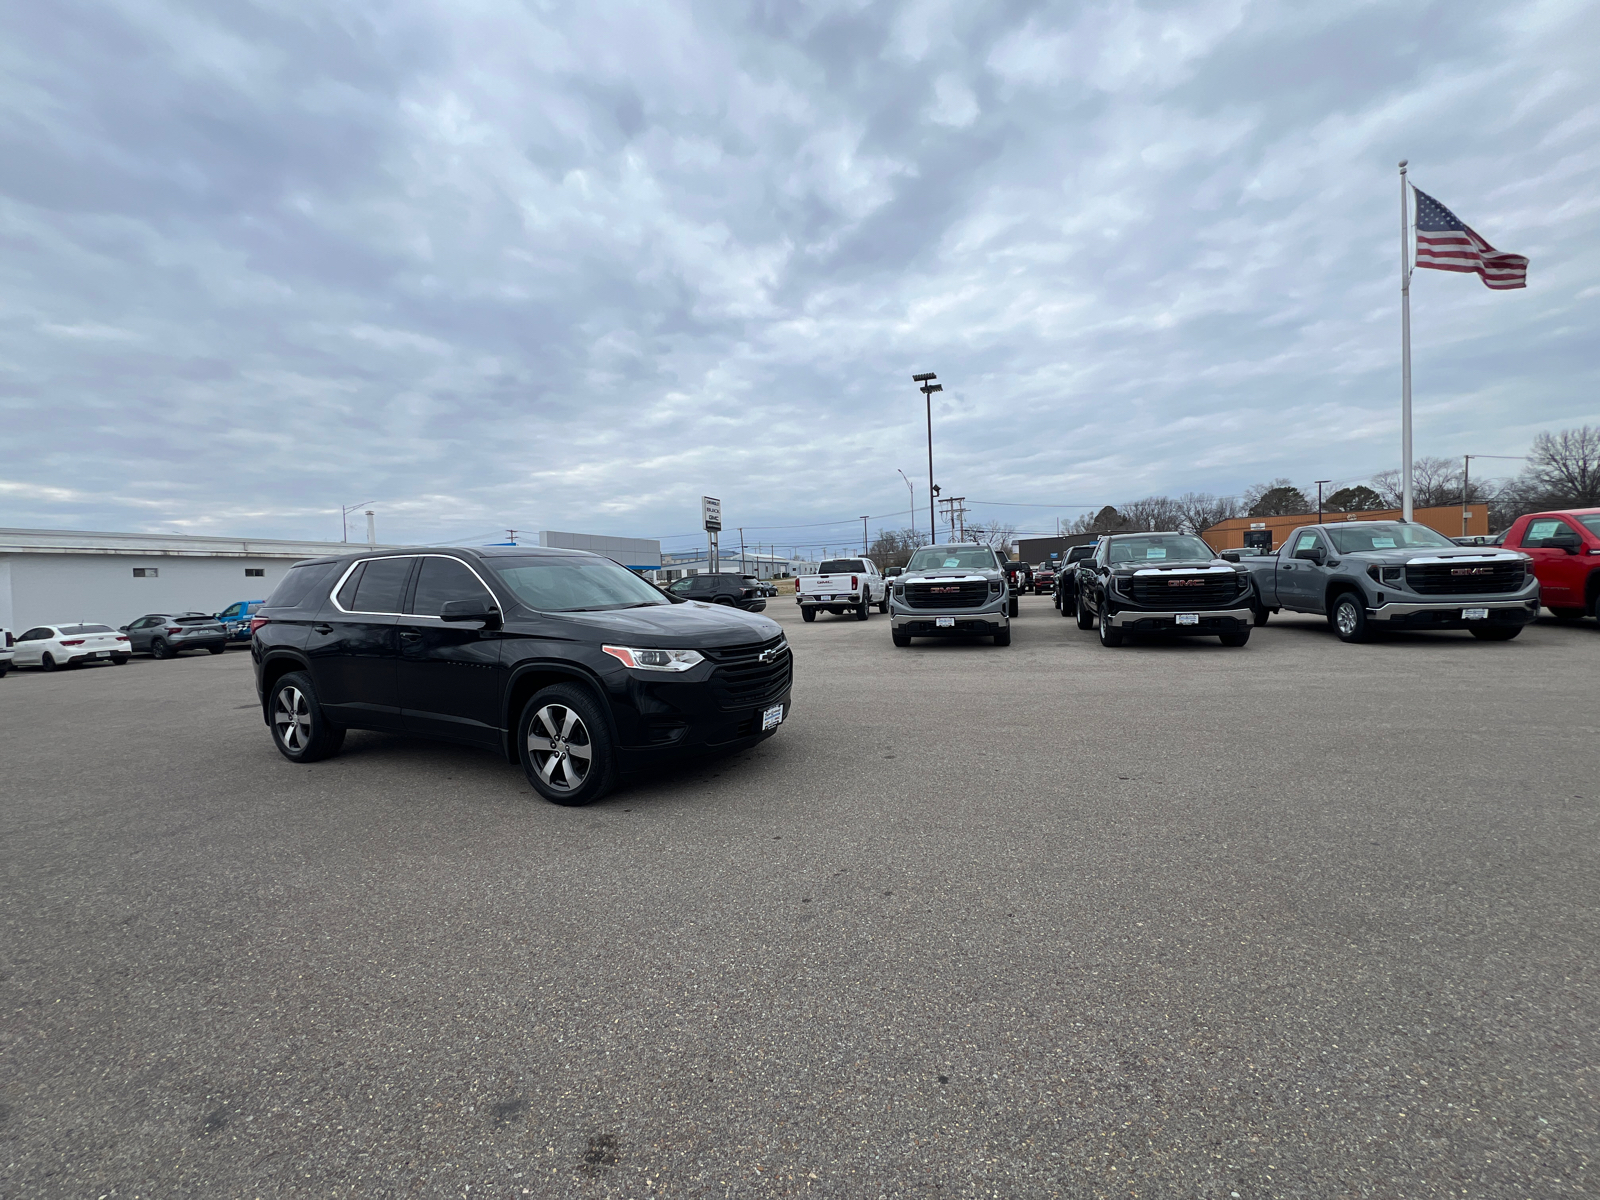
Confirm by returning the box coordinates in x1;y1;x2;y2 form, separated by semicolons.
491;556;670;612
1325;523;1454;553
1107;535;1214;564
819;560;865;573
906;547;997;571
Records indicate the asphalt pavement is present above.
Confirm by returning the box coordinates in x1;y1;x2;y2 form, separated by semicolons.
2;597;1596;1198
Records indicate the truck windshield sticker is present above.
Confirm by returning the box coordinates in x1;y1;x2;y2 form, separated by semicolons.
1371;537;1396;548
942;557;961;567
1144;548;1166;559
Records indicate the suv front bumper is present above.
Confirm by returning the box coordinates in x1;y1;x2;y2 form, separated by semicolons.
1105;605;1254;633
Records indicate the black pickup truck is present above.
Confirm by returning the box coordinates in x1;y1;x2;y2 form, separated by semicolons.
1053;543;1098;617
1073;532;1255;647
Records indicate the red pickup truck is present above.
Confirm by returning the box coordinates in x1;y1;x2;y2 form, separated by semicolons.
1500;508;1600;620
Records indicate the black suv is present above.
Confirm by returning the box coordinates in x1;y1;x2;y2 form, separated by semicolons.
663;573;768;611
251;547;792;805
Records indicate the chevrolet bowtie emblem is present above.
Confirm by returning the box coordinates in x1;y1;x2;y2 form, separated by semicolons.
758;646;785;664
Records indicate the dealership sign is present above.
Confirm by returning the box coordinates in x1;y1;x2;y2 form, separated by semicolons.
702;496;722;532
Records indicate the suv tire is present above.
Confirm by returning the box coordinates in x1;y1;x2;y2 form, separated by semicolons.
269;671;346;763
1469;625;1522;641
1330;592;1369;643
208;645;226;655
1097;604;1124;647
1075;593;1094;630
801;607;815;622
151;638;172;660
519;684;615;806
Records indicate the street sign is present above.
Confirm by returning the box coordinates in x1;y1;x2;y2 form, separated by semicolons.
702;496;722;533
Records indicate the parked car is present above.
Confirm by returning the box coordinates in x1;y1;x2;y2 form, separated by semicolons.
1053;544;1098;615
889;543;1017;646
741;575;777;599
10;623;131;669
1030;563;1057;594
663;573;767;611
1230;520;1539;642
1001;559;1030;613
217;599;265;643
1074;533;1254;647
0;626;13;676
251;546;791;806
1498;508;1600;620
796;558;885;621
122;612;229;658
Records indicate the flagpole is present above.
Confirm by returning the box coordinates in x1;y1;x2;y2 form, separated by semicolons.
1399;159;1413;522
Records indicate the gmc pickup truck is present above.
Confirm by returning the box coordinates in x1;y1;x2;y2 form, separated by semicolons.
1074;532;1255;647
796;558;885;622
1232;520;1540;642
890;543;1017;646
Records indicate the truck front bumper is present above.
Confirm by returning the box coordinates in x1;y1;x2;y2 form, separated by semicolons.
1370;598;1540;629
890;604;1007;636
1106;605;1253;633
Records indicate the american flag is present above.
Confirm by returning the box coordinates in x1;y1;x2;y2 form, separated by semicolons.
1413;187;1527;289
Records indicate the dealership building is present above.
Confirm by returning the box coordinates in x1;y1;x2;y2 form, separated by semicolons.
0;526;667;633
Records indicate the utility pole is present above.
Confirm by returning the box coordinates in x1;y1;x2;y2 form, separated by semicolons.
897;469;916;544
341;500;374;543
739;527;746;574
365;510;376;546
860;516;869;556
1314;480;1331;524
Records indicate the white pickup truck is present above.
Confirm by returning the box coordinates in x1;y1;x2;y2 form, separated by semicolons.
795;557;886;622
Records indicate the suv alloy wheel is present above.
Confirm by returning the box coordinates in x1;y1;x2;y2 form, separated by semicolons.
269;671;346;762
518;684;615;806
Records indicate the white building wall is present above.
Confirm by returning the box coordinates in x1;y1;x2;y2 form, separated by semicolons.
1;553;303;631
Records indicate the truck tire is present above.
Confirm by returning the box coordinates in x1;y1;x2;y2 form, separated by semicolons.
993;625;1011;646
1058;591;1072;617
892;630;911;647
1330;592;1370;643
1075;593;1094;630
1008;595;1019;618
801;607;815;622
877;594;888;613
1551;607;1584;620
1252;604;1270;627
1219;630;1250;647
1097;604;1124;647
856;596;869;620
1469;625;1522;641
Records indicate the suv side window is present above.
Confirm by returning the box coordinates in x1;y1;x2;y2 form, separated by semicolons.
349;557;415;613
410;557;493;615
686;577;713;596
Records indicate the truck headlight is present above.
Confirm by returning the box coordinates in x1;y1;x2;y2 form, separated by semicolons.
601;646;705;672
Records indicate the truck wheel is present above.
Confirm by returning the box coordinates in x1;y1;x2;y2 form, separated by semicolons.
1551;607;1584;620
801;607;815;622
1097;605;1124;647
1252;605;1270;627
993;625;1011;646
877;595;888;613
856;597;869;620
1469;625;1522;641
1075;593;1094;630
1008;596;1019;618
892;630;911;647
1330;592;1369;643
1219;630;1250;647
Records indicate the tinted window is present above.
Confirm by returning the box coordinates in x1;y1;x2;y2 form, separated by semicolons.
349;557;414;613
491;555;671;612
819;559;866;573
266;560;340;608
20;628;50;641
59;624;114;635
411;557;493;615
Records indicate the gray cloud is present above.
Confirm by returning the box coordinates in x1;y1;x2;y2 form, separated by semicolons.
1;0;1596;554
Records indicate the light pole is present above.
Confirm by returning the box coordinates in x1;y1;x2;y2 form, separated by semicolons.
1315;480;1331;524
341;500;373;543
913;373;942;543
860;516;869;556
897;469;916;543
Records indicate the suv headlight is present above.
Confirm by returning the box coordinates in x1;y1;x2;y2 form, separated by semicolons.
602;646;705;672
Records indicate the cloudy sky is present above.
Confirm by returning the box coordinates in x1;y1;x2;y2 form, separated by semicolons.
2;0;1596;556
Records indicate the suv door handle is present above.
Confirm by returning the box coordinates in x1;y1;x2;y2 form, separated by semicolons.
313;624;332;634
400;631;422;641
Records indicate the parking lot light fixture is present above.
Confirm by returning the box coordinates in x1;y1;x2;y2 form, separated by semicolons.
913;373;943;541
897;469;916;543
1315;480;1331;524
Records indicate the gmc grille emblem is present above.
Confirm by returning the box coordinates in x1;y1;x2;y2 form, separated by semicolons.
1451;567;1492;576
1169;579;1205;587
931;586;959;593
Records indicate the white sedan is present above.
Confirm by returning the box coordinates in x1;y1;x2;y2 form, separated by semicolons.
11;623;132;670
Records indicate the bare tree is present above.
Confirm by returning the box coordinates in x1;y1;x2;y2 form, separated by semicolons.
1069;505;1127;535
1522;425;1600;508
1242;478;1298;513
1370;457;1489;509
1118;496;1186;531
866;528;920;571
1174;492;1240;534
965;521;1018;551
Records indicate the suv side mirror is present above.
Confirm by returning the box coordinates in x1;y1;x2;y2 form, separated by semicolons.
440;597;501;626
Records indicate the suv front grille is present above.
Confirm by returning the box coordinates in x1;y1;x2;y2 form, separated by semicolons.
705;636;791;711
1129;574;1244;606
904;581;990;609
1406;561;1524;595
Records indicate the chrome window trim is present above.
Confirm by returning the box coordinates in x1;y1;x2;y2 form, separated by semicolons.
327;553;505;619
